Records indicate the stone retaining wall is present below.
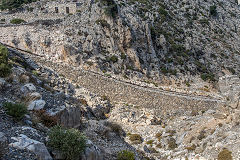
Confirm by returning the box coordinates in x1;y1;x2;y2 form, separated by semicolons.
0;13;65;24
3;44;226;119
35;59;225;119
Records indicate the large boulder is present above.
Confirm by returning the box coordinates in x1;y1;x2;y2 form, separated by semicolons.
9;134;52;160
219;75;240;108
20;83;36;95
28;100;46;111
81;140;103;160
57;105;83;128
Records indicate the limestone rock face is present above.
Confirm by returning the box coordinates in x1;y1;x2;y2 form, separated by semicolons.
27;100;46;111
57;105;83;128
10;134;52;160
81;140;103;160
219;75;240;108
20;83;36;95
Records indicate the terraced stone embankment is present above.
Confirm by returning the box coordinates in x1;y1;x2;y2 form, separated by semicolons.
4;44;226;119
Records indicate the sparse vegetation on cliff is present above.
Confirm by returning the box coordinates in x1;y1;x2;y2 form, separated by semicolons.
218;149;232;160
0;0;37;10
10;18;26;24
3;102;28;121
117;150;135;160
0;45;11;77
99;0;118;18
48;125;87;160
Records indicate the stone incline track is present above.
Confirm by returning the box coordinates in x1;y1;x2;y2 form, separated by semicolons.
2;43;226;117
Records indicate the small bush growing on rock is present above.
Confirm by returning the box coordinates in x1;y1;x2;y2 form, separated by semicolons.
146;140;154;145
120;53;127;59
107;55;118;63
3;102;28;121
156;143;162;148
155;132;162;141
101;95;109;101
96;19;110;28
129;134;142;144
100;0;118;18
0;63;12;77
185;144;196;152
167;137;177;150
201;73;215;82
210;5;217;16
0;45;11;77
31;70;39;76
10;18;26;24
48;125;87;160
79;99;88;106
0;0;37;10
117;150;135;160
218;149;232;160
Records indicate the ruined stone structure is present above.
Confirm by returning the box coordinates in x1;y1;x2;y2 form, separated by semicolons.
46;1;83;14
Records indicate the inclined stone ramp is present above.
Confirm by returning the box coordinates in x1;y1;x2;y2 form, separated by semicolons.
4;43;226;118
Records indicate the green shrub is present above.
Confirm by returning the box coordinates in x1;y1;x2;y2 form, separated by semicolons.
129;134;142;144
199;19;209;26
96;19;110;28
210;5;217;16
100;0;118;18
146;140;154;145
158;7;168;19
109;55;118;63
48;125;87;160
161;67;168;74
218;149;232;160
167;137;177;150
117;150;135;160
155;132;162;141
0;0;37;10
0;63;12;77
3;102;28;120
201;73;215;81
120;53;127;59
0;45;9;62
10;18;26;24
185;144;196;151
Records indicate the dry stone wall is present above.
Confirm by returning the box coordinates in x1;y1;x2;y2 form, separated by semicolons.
28;55;225;119
0;13;65;24
3;44;226;119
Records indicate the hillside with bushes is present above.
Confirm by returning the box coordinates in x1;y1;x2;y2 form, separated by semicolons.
0;0;240;159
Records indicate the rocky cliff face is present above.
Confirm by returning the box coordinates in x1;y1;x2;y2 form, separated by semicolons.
1;0;239;88
0;0;240;159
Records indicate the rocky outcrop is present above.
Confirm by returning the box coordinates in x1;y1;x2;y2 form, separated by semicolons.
219;75;240;108
10;134;52;160
81;140;103;160
0;0;239;87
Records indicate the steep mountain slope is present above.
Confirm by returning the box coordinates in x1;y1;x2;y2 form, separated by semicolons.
0;0;240;159
0;0;239;89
